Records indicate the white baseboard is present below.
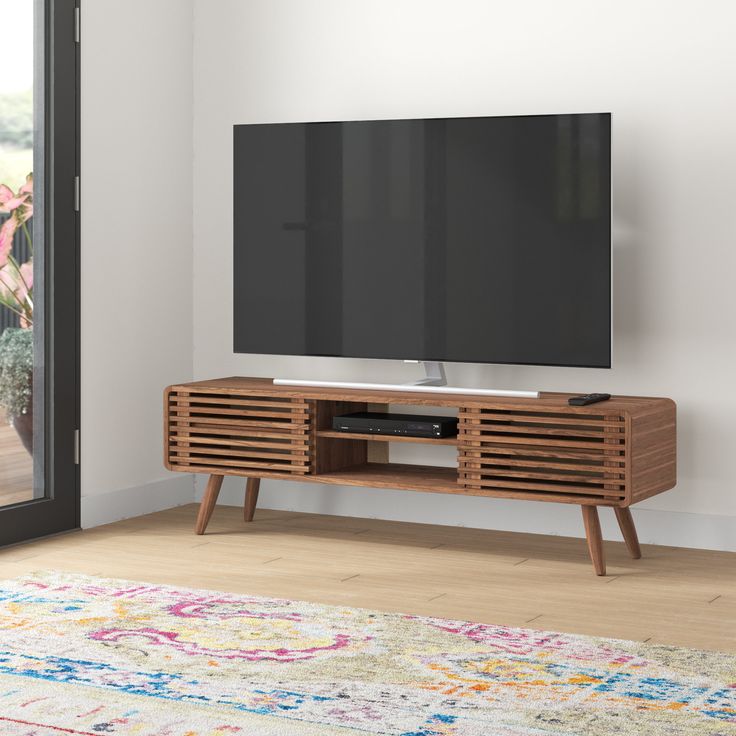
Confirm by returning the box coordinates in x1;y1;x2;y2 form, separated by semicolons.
198;476;736;553
81;476;195;529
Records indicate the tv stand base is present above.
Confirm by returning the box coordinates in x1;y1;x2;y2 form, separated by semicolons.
165;376;676;577
273;378;540;399
403;360;447;386
275;360;540;398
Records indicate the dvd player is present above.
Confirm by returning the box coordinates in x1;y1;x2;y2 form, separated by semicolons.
332;412;458;439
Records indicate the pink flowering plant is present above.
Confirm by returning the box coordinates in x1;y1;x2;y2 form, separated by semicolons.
0;173;34;327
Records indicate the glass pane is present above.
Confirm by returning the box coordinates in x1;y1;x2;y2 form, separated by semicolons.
0;0;38;507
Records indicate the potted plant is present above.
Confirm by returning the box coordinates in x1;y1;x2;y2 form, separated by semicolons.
0;173;34;454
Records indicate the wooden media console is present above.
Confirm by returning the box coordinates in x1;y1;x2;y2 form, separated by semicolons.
164;377;677;575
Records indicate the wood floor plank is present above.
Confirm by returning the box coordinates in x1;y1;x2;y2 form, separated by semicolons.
0;418;33;507
0;503;734;652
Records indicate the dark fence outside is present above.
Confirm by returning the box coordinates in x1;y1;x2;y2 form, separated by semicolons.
0;212;32;333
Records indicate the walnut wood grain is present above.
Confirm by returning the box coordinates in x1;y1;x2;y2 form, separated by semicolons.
629;402;677;504
581;505;606;576
166;387;312;476
244;477;260;522
457;407;627;502
313;401;367;474
195;474;223;535
614;507;642;559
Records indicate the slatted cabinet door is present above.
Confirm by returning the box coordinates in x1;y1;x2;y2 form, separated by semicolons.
458;407;627;504
165;389;312;476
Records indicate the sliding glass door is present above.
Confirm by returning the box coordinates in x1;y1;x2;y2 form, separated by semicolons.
0;0;79;545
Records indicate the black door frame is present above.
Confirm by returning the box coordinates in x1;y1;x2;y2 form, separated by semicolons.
0;0;80;546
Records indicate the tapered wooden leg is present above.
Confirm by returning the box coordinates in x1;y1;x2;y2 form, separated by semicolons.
614;507;642;559
195;474;223;535
244;477;260;522
581;505;606;576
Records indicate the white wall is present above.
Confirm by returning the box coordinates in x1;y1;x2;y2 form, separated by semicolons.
184;0;736;551
81;0;195;526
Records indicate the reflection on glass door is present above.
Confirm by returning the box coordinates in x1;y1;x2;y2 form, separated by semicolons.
0;0;78;546
0;0;36;509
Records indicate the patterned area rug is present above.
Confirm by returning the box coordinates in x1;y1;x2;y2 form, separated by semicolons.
0;572;733;735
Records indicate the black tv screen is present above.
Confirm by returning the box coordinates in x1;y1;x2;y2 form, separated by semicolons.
234;113;611;368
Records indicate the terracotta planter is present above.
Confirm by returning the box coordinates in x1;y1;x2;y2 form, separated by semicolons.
11;395;33;455
0;328;34;456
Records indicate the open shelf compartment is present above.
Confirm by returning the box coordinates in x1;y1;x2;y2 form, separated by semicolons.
317;462;458;494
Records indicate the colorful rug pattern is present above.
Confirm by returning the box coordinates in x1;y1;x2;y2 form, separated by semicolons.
0;571;733;735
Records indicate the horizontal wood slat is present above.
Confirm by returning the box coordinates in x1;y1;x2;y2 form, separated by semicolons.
459;407;628;501
461;468;625;488
173;455;309;470
170;425;308;441
458;411;624;427
456;476;624;496
462;443;625;462
170;416;309;431
172;446;308;461
172;407;309;420
460;423;618;439
167;389;312;475
171;395;308;410
466;437;626;464
170;459;310;474
459;434;623;451
170;436;308;451
458;456;622;473
459;464;624;484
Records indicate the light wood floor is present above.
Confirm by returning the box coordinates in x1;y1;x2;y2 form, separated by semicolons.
0;503;734;653
0;417;33;507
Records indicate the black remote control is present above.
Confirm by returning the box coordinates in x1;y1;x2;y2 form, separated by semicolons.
568;393;611;406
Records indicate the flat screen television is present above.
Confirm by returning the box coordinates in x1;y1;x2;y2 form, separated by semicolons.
233;113;611;370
